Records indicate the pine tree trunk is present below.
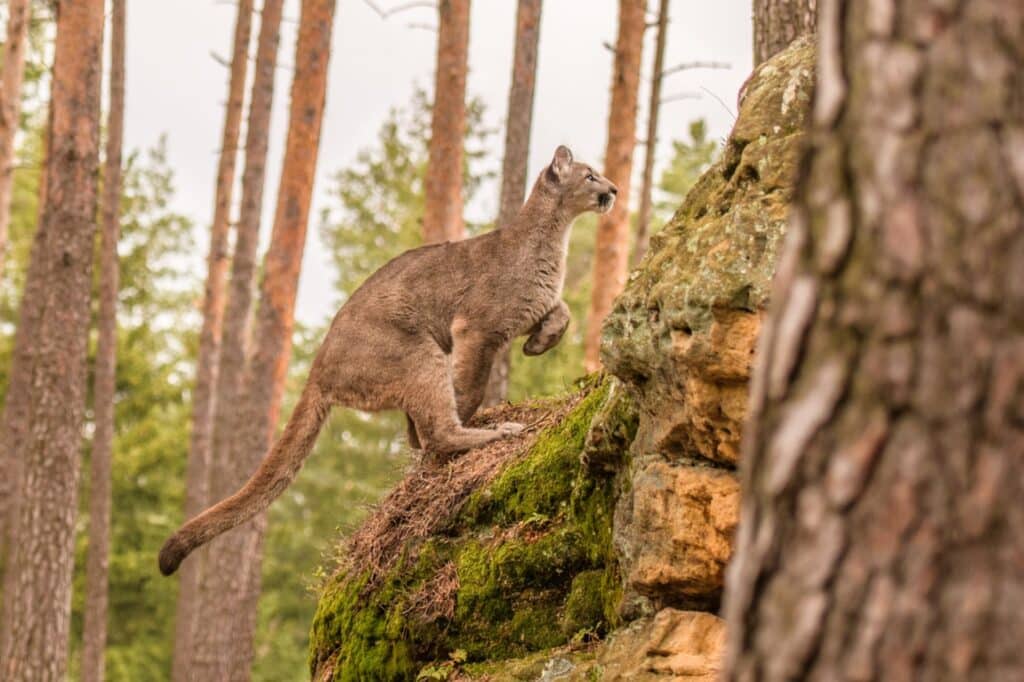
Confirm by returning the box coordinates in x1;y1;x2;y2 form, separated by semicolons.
583;0;645;372
632;0;668;267
752;0;816;66
0;98;49;569
483;0;542;407
172;4;253;678
81;2;125;680
423;0;470;244
0;2;105;680
725;2;1024;679
192;0;335;676
190;1;283;678
0;0;31;275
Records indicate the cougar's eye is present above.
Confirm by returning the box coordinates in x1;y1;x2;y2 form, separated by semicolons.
586;173;596;182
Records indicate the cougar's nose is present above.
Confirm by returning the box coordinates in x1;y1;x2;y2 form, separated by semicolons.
609;184;618;195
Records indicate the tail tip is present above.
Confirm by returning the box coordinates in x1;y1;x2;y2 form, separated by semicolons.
158;535;188;576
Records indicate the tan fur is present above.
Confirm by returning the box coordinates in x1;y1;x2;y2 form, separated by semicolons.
159;146;617;575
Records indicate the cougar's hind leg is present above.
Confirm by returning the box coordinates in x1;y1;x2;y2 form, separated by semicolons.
401;341;521;456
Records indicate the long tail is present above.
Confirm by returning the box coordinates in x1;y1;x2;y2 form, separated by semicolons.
158;385;330;576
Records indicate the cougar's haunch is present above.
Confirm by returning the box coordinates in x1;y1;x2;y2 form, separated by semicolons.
159;146;617;575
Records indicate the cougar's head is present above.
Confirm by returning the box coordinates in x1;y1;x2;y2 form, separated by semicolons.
543;145;618;216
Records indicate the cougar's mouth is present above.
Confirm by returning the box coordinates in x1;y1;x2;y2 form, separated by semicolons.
598;193;615;213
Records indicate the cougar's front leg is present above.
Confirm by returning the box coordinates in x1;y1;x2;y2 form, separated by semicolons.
452;325;501;424
523;300;570;356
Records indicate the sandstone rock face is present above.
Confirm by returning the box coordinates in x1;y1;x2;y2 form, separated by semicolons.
591;609;726;681
602;38;815;614
615;463;740;612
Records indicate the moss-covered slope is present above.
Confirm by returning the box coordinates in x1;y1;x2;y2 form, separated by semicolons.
309;379;637;680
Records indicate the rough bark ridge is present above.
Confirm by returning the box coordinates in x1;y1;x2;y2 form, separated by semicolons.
753;0;816;66
725;2;1024;680
81;2;125;680
484;0;543;406
0;2;105;680
193;0;336;677
172;1;253;678
191;0;283;677
0;0;31;275
584;0;645;372
423;0;470;244
632;0;669;267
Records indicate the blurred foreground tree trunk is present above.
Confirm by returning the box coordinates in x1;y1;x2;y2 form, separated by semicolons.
753;0;816;66
0;1;105;679
191;0;284;678
631;0;668;266
423;0;470;243
81;1;126;680
584;0;645;372
725;1;1024;679
172;2;254;677
192;0;336;676
484;0;543;407
0;0;31;274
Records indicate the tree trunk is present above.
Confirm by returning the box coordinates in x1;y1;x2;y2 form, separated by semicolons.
190;0;283;678
583;0;645;372
171;1;254;678
0;2;105;680
0;96;51;567
0;0;31;275
192;0;335;677
483;0;543;407
81;2;125;680
725;2;1024;680
422;0;470;244
752;0;816;66
632;0;668;267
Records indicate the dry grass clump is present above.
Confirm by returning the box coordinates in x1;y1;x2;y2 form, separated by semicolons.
338;392;585;585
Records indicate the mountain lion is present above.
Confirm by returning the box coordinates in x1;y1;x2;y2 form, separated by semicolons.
159;146;617;575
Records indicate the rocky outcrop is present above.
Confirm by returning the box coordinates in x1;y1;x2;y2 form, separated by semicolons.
603;37;814;617
308;37;814;680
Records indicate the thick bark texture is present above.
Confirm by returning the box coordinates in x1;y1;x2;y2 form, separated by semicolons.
81;2;126;680
0;0;30;274
725;2;1024;680
583;0;645;372
0;96;52;560
191;0;335;677
632;0;668;266
171;1;253;678
753;0;816;66
0;2;105;680
484;0;543;406
191;0;283;678
423;0;470;244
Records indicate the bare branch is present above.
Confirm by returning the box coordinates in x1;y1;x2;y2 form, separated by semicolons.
700;86;736;121
661;60;731;78
209;51;231;68
602;41;616;54
660;91;701;104
363;0;436;19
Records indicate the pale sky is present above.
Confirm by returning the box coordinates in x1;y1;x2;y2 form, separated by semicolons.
124;0;753;325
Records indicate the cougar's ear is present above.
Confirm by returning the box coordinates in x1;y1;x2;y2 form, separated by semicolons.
547;145;574;182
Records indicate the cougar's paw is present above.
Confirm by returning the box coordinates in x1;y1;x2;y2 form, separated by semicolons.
496;422;525;437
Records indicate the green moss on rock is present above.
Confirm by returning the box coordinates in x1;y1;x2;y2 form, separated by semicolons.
309;378;633;680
